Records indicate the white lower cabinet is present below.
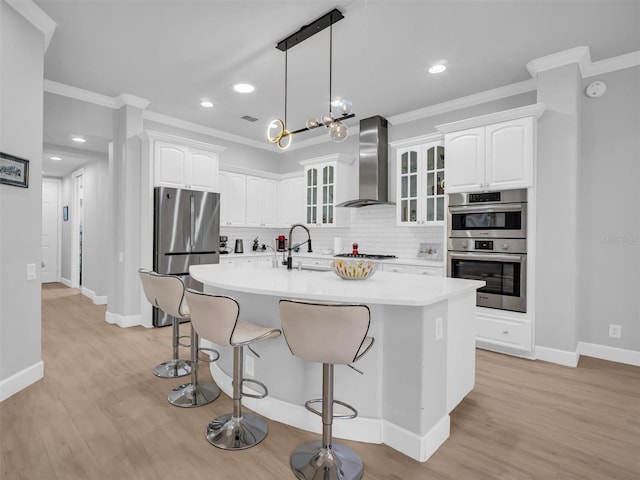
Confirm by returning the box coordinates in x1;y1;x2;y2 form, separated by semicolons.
382;263;443;276
476;310;532;352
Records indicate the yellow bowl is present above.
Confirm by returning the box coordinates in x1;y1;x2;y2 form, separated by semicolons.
330;259;378;280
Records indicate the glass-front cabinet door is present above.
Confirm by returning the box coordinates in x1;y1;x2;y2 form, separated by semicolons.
424;145;445;223
321;165;335;225
398;147;419;224
306;167;318;225
396;142;445;225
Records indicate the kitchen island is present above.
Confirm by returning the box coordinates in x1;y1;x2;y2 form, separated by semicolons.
190;262;484;462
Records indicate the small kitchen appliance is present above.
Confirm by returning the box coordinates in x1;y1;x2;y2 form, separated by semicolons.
219;235;229;254
234;239;244;253
276;235;287;252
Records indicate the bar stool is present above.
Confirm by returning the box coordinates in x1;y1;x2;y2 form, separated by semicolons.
138;269;191;378
279;299;374;480
185;289;281;450
138;269;220;407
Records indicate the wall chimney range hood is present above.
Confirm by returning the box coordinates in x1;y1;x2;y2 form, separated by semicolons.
337;115;394;208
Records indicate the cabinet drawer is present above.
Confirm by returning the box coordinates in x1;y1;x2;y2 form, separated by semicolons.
476;316;531;351
383;264;443;276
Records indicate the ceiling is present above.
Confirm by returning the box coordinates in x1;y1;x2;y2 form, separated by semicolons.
36;0;640;177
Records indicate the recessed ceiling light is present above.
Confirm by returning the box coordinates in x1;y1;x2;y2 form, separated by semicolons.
232;83;256;94
50;156;62;161
200;99;214;108
429;64;447;74
72;136;86;143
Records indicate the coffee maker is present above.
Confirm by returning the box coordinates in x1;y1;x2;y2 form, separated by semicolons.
219;235;229;254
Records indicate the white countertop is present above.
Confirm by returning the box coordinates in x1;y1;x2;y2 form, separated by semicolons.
190;262;483;307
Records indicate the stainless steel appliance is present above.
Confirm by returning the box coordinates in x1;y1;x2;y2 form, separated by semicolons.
448;189;527;239
153;187;220;327
447;189;527;313
219;235;229;254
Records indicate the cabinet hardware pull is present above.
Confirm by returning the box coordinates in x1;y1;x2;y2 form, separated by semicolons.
502;330;509;334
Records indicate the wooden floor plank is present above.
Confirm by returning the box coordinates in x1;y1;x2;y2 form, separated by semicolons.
0;283;638;479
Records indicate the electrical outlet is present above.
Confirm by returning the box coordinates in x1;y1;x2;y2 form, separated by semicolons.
435;317;443;341
609;324;622;339
245;355;254;376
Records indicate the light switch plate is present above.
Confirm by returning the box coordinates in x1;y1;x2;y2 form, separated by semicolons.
27;263;37;280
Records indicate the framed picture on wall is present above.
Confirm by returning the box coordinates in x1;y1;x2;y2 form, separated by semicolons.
0;152;29;188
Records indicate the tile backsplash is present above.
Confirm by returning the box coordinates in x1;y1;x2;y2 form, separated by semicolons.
221;205;444;260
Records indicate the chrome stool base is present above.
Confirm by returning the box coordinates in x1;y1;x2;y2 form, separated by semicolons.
153;359;191;378
290;441;363;480
168;381;220;408
205;412;268;450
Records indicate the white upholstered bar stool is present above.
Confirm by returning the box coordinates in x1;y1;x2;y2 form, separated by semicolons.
185;289;282;450
138;270;221;407
138;269;191;378
279;299;374;480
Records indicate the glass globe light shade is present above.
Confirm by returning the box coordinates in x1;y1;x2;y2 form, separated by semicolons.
337;99;352;115
329;121;348;143
321;114;334;127
306;117;320;129
267;119;285;144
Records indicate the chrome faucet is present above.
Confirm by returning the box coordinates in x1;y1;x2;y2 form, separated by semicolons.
287;223;312;270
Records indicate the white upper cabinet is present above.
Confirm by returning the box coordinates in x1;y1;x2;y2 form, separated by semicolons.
219;171;246;226
245;175;278;227
437;104;543;194
277;175;305;228
300;154;355;228
396;142;445;225
152;136;223;192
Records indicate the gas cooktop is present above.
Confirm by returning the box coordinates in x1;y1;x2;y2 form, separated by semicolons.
334;253;397;260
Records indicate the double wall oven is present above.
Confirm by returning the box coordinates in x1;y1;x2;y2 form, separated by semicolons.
447;189;528;313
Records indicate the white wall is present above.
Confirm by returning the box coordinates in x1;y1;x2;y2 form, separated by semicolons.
577;66;640;351
0;1;45;400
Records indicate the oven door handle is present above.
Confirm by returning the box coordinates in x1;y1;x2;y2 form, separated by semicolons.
448;251;525;263
448;203;524;213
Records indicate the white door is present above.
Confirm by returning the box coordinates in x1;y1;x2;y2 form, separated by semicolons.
42;179;60;283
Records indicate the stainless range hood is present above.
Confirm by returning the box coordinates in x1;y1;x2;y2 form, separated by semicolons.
337;115;394;208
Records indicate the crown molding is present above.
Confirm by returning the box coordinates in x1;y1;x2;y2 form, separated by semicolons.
114;93;150;110
5;0;57;52
526;46;591;78
388;79;537;126
389;132;443;148
143;110;270;151
585;50;640;78
435;103;545;134
44;79;118;108
141;130;225;153
298;153;354;167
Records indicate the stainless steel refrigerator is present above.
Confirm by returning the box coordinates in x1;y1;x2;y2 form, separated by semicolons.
153;186;220;327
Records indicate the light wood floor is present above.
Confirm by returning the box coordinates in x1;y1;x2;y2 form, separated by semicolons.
1;283;638;479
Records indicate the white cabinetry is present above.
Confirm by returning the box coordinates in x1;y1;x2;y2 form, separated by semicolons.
396;142;445;225
437;104;544;194
277;175;305;227
300;154;355;228
153;140;222;191
382;263;443;276
246;175;278;227
219;171;246;226
476;309;532;352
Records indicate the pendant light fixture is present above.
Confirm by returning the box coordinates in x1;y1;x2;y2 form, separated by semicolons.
267;9;355;150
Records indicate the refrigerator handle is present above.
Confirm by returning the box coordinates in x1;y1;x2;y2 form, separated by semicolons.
190;193;195;252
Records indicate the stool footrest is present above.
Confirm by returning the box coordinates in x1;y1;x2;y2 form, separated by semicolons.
178;335;191;348
241;378;268;399
304;398;358;419
198;347;220;363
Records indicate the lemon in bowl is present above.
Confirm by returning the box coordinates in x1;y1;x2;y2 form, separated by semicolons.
330;259;378;280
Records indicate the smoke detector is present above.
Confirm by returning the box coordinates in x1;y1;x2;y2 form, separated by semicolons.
585;81;607;98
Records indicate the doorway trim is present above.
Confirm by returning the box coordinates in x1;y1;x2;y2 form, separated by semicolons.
71;168;84;289
42;178;62;283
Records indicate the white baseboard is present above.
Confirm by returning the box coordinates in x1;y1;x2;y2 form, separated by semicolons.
59;276;72;287
81;286;107;305
105;311;141;328
578;342;640;367
0;360;44;402
382;415;450;462
534;345;580;367
209;362;446;462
